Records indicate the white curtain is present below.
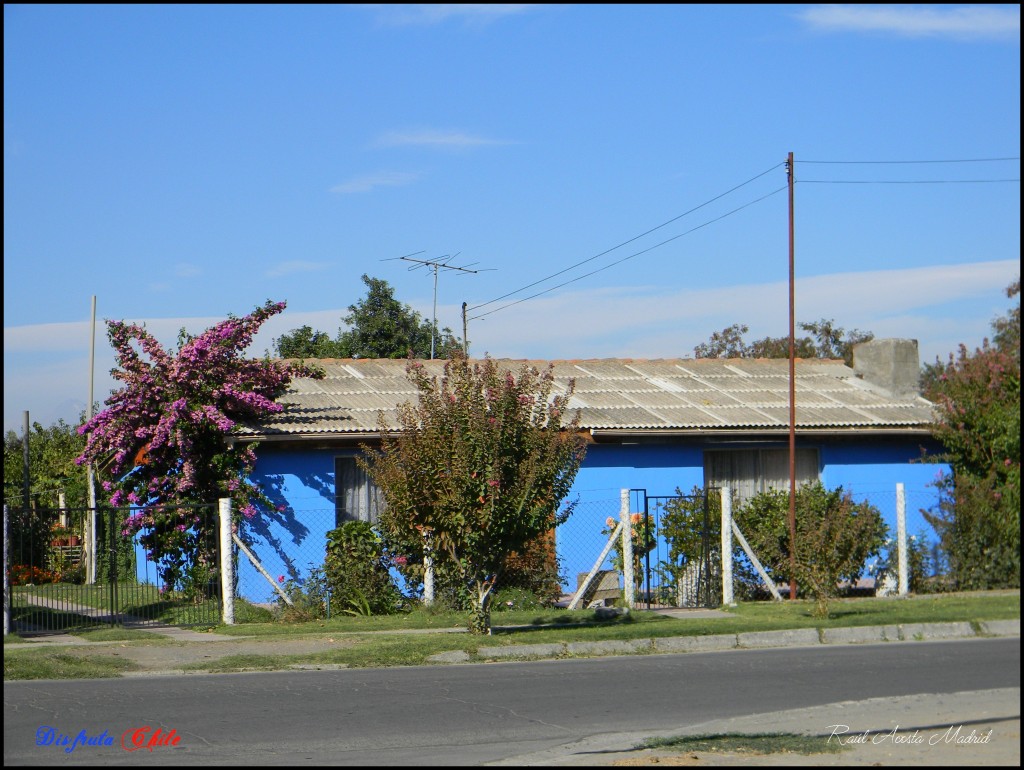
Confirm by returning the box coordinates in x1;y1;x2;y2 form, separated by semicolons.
335;456;384;525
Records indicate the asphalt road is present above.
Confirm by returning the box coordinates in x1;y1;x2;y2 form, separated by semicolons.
4;637;1019;766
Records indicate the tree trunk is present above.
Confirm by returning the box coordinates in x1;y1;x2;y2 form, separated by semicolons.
469;581;493;635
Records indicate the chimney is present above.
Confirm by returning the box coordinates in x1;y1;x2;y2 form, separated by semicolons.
852;339;920;399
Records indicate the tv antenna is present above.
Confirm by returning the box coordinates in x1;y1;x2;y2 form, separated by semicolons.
384;251;493;358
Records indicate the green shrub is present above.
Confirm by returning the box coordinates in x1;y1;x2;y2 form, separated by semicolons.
871;531;942;594
274;566;331;621
491;586;548;612
733;483;888;618
324;521;405;616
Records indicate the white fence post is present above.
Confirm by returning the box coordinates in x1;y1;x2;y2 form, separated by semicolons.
620;489;635;609
896;483;908;596
219;498;235;625
423;554;435;606
423;532;434;606
720;485;734;607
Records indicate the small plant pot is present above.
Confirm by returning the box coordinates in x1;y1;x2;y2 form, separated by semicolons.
68;536;82;546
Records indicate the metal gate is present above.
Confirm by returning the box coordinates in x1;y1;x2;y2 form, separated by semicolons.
630;488;720;609
6;504;222;634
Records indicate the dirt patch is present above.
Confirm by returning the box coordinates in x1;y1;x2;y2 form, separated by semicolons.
53;636;361;671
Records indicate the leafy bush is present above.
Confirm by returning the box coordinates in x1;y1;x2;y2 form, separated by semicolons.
733;483;888;618
922;281;1020;590
924;468;1020;591
274;567;331;621
491;586;549;612
324;521;405;616
498;531;565;606
870;531;947;594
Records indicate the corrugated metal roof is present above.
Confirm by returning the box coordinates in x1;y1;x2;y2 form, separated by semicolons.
237;357;937;438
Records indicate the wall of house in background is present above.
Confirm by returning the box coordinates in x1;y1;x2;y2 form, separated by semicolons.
241;438;949;604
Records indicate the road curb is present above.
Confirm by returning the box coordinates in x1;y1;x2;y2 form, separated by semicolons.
427;620;1020;665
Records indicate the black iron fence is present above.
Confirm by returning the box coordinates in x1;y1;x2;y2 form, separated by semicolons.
5;503;222;634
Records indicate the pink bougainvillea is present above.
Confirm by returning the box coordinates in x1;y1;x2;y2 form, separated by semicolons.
76;299;323;586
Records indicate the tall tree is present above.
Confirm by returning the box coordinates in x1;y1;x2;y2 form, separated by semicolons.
4;416;90;511
4;416;92;572
76;300;323;588
359;353;587;634
273;275;464;360
922;279;1020;589
693;319;874;366
273;325;346;359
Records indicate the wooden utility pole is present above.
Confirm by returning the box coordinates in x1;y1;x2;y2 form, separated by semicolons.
786;152;798;601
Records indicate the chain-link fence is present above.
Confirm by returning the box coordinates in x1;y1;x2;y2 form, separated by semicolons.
215;480;948;618
234;505;339;609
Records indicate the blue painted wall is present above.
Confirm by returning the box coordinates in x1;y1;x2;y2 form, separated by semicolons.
238;449;338;604
243;438;949;602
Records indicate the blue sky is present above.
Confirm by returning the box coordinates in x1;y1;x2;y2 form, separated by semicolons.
4;4;1020;434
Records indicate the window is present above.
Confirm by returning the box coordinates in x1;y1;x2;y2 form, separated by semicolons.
335;456;384;526
703;448;819;507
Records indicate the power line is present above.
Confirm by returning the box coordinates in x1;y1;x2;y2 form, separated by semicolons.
798;156;1019;164
469;185;787;322
799;178;1019;184
468;162;784;313
465;154;1018;324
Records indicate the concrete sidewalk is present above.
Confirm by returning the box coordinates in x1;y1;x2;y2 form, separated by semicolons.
495;687;1021;766
431;619;1020;665
6;618;1018;679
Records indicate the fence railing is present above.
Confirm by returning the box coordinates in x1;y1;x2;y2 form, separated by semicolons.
4;503;222;634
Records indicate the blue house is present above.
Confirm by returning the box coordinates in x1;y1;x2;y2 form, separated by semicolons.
234;339;947;604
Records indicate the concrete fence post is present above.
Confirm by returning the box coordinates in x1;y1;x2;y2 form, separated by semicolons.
423;532;435;606
620;489;635;609
896;483;908;596
423;552;435;606
720;485;734;607
219;498;235;625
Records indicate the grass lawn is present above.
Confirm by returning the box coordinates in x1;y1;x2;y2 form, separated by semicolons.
205;590;1020;642
4;590;1017;679
11;580;223;630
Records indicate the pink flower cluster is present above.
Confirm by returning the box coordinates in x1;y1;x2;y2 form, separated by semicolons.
75;300;324;576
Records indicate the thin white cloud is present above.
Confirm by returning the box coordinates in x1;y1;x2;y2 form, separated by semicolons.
463;259;1020;364
5;260;1018;433
174;262;202;278
330;171;420;194
366;4;535;27
374;130;511;149
265;261;331;278
798;4;1020;41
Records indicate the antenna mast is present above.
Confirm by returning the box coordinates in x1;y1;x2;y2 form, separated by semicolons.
398;254;484;359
